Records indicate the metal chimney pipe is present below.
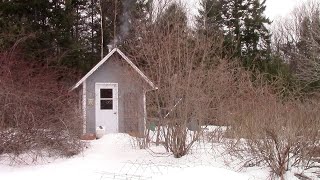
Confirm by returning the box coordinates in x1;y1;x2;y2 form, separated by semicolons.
107;45;113;53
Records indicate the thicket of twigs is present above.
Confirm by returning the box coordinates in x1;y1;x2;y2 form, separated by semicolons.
127;3;228;158
222;75;320;179
126;2;320;179
0;1;318;179
0;50;83;164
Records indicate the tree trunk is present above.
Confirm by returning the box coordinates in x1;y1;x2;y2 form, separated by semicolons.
99;0;104;59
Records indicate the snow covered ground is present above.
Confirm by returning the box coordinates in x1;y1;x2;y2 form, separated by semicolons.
0;133;312;180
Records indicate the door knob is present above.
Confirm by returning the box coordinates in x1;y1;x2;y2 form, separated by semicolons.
114;112;117;114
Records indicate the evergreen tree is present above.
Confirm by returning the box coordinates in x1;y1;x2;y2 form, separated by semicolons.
0;0;88;68
242;0;271;62
197;0;224;32
156;3;188;34
197;0;272;69
0;0;150;72
98;0;151;50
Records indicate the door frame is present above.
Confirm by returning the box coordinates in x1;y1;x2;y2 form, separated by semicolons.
95;82;119;133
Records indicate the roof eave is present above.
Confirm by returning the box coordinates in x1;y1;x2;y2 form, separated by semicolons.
70;48;156;91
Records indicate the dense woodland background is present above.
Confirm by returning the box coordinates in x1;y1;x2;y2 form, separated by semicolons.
0;0;319;90
0;0;319;179
0;0;318;93
0;0;151;72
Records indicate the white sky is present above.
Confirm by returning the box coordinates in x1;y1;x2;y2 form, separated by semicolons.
265;0;309;20
180;0;310;22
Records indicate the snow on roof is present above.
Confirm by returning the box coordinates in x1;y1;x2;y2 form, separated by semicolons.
71;48;157;90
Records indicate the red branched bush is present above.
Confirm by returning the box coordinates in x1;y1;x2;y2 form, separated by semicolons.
0;51;83;164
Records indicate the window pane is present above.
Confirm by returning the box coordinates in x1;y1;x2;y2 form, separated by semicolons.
101;100;113;110
100;89;112;98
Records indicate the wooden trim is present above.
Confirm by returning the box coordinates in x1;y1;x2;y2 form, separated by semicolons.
82;80;87;134
143;91;147;129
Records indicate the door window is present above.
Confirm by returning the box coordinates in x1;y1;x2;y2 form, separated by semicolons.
100;89;112;98
100;89;113;110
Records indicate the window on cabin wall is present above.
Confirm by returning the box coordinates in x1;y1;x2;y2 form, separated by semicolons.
100;89;113;110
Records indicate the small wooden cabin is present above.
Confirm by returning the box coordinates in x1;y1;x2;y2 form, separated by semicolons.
72;48;156;135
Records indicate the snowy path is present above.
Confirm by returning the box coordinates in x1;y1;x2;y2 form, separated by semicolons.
0;134;268;180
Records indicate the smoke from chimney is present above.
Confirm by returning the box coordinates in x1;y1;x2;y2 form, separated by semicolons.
109;0;132;48
120;0;130;40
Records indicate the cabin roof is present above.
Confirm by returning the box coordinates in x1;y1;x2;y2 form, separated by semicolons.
71;48;157;90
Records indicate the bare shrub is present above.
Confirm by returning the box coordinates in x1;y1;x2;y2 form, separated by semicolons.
224;77;320;179
125;2;227;158
0;51;83;164
129;130;151;150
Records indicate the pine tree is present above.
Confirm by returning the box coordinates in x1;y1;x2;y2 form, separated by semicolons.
197;0;224;35
0;0;150;72
0;0;89;68
157;3;188;34
242;0;271;61
197;0;272;68
100;0;151;46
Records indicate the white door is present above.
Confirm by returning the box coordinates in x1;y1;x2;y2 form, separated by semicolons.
95;83;119;133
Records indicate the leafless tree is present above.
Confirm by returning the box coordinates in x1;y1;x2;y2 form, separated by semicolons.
125;2;228;158
273;0;320;88
123;3;320;179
